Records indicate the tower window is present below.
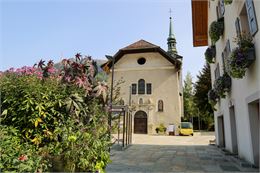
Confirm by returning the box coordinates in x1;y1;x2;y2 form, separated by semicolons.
138;79;145;94
146;83;152;94
137;58;146;65
158;100;164;112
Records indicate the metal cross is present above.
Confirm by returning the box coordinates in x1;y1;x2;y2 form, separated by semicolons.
169;8;172;18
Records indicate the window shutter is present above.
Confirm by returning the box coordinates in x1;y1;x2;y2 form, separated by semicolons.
222;52;226;72
215;64;220;80
235;18;241;37
220;0;225;17
246;0;258;36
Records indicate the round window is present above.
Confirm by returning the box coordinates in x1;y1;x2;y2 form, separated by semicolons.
137;57;146;65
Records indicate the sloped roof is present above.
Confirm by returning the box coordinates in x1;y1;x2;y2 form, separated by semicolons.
122;39;159;50
101;39;182;71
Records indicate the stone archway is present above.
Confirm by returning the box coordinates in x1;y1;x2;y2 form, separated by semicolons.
134;110;147;134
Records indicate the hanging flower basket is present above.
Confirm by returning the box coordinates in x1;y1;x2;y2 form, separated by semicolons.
214;73;232;98
209;19;224;43
205;45;216;63
227;33;255;78
208;89;219;108
224;0;232;5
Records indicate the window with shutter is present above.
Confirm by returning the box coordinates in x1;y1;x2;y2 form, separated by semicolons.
245;0;258;36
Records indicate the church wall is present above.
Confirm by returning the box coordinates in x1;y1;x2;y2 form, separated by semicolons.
108;52;182;134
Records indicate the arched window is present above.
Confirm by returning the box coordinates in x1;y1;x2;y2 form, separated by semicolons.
158;100;163;112
138;79;145;94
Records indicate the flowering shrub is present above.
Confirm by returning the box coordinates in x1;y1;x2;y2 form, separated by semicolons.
214;73;232;98
209;18;224;43
204;45;216;63
0;54;110;172
227;33;255;78
0;125;48;172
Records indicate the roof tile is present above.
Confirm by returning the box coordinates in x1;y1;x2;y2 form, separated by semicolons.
122;39;159;50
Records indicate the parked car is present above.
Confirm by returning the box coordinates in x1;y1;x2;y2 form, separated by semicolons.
179;122;193;136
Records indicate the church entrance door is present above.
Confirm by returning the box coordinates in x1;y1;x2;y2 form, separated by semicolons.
134;111;147;134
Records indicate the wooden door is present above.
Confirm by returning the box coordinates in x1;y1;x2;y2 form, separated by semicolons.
134;111;147;134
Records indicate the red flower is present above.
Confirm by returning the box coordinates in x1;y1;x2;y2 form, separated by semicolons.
18;154;28;161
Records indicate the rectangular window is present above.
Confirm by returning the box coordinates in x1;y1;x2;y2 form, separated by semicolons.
132;84;137;95
146;83;152;94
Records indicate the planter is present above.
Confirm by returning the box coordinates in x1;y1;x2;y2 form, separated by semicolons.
205;45;216;63
227;46;255;79
224;0;232;5
209;18;224;43
244;47;256;67
208;89;219;108
214;73;231;98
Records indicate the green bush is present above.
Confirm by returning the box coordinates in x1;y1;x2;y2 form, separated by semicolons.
0;55;110;172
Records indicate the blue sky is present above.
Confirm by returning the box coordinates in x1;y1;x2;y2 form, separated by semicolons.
0;0;207;81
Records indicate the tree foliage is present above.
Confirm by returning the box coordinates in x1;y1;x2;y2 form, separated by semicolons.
194;63;214;129
183;72;195;120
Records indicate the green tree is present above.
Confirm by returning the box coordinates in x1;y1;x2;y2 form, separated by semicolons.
183;72;195;121
194;63;214;130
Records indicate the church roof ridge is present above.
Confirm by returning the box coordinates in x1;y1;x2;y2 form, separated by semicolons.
122;39;159;50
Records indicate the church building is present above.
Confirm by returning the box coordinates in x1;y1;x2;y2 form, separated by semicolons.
102;17;183;134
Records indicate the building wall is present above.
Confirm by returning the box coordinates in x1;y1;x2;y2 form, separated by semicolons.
108;52;182;134
208;0;260;166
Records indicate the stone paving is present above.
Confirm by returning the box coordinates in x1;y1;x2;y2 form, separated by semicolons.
106;133;259;172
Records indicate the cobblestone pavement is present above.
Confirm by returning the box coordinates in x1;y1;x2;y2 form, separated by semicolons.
106;133;259;172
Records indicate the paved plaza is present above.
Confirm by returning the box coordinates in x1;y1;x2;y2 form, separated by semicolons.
106;133;259;172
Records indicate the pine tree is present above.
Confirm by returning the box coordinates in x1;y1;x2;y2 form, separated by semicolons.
183;72;195;121
194;63;214;130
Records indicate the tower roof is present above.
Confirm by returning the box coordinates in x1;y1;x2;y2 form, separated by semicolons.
167;16;177;55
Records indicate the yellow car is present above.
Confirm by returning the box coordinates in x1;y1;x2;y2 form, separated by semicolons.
179;122;193;136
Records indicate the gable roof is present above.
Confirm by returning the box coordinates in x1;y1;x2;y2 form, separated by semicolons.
101;39;182;71
122;39;159;50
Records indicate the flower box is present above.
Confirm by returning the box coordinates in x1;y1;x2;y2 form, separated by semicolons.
227;33;255;78
205;45;216;63
214;73;231;98
209;18;224;43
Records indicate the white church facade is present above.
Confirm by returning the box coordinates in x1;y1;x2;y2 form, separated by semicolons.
102;18;183;134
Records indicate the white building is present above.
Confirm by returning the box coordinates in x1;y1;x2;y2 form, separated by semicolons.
192;0;259;167
102;18;183;134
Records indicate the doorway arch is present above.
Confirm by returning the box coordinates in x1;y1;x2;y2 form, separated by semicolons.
134;110;147;134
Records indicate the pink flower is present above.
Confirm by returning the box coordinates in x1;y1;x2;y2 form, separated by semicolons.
18;155;28;161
